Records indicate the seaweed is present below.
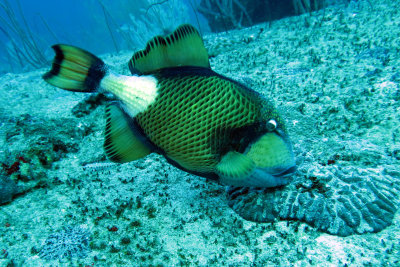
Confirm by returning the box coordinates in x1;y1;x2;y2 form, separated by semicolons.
0;0;48;70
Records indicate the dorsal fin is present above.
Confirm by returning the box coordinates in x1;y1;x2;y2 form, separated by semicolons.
128;24;210;75
104;103;151;163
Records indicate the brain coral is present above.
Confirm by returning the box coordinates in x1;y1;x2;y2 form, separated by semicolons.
227;138;400;236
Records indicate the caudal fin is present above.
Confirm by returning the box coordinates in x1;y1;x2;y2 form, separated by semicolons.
43;44;107;92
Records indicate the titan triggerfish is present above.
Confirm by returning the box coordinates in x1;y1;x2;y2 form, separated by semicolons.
43;24;296;188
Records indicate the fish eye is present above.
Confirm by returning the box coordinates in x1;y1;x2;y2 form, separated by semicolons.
266;119;277;131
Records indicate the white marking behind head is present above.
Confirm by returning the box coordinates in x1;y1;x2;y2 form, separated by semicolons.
100;73;158;117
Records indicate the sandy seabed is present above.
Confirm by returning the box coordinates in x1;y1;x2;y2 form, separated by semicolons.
1;0;400;266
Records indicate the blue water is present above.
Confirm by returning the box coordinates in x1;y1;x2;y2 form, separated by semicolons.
0;0;344;73
0;0;207;73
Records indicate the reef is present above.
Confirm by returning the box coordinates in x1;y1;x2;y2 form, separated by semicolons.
198;0;326;31
0;175;19;205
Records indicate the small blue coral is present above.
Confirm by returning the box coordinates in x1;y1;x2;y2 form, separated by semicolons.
39;225;91;260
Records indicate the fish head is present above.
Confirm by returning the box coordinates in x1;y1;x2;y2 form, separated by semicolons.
243;119;296;187
217;118;296;188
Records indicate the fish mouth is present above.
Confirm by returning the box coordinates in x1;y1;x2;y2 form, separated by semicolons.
271;165;297;178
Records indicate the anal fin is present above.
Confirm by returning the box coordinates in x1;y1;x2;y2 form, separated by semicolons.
104;103;151;163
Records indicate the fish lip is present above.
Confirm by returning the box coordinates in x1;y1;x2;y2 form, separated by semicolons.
272;165;297;178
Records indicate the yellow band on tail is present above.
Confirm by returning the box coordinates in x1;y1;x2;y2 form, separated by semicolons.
43;44;107;92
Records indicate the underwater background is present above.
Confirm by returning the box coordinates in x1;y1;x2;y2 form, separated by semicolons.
1;0;400;265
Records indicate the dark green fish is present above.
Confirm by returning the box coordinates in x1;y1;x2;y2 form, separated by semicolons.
43;24;295;187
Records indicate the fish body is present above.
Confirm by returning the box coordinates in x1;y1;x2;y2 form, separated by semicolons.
43;24;295;187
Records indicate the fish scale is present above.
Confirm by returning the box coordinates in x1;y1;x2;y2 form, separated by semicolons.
135;70;263;173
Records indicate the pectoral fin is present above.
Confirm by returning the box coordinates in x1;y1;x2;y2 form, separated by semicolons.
216;151;255;186
216;151;290;188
